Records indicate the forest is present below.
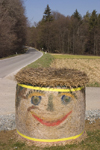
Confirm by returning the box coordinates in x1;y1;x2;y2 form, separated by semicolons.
0;0;27;58
0;1;100;58
27;5;100;55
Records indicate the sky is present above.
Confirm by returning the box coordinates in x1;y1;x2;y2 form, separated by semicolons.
24;0;100;25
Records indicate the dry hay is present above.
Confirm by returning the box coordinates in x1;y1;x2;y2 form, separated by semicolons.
15;84;86;147
15;68;89;88
50;59;100;85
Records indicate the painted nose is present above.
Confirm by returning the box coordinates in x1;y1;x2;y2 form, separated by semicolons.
46;94;54;112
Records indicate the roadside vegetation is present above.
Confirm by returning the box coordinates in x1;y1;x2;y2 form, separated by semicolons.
52;54;100;59
25;52;54;68
0;47;28;60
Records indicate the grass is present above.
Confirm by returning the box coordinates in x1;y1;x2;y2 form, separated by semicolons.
87;82;100;87
25;52;54;68
0;120;100;150
52;54;100;59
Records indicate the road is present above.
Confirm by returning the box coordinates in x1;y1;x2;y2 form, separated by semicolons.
0;47;43;78
0;47;43;115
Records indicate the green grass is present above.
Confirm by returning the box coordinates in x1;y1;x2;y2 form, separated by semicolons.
52;54;100;59
13;142;25;148
25;52;54;68
87;82;100;87
43;130;100;150
0;129;100;150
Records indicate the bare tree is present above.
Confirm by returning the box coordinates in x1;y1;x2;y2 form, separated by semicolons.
0;0;27;58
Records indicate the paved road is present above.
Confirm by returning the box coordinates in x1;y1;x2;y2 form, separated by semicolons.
0;47;43;78
86;87;100;110
0;47;43;115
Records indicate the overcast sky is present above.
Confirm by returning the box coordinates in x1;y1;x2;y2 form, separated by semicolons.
24;0;100;25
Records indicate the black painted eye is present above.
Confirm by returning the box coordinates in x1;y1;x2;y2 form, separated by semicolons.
61;95;71;105
31;96;41;105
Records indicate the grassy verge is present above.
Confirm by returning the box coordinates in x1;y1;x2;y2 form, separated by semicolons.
25;52;54;68
52;54;100;59
0;120;100;150
0;54;21;60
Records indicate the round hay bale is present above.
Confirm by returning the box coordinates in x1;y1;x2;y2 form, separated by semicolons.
15;68;89;147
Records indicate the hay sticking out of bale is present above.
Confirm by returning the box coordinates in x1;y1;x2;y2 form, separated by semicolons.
15;68;89;88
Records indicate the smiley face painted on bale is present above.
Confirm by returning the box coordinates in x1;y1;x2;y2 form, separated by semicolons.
26;90;76;127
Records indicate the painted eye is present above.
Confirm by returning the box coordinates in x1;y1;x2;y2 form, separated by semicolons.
61;95;71;105
31;96;41;105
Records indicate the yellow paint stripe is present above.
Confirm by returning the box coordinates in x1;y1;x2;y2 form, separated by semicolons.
18;83;84;92
60;93;75;99
28;92;44;98
17;130;84;142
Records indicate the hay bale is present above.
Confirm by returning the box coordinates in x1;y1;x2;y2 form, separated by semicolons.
15;68;88;147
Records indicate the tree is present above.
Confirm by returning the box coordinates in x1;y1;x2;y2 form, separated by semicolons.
0;0;27;58
89;10;98;55
72;9;82;21
70;10;82;54
43;5;53;22
89;10;97;30
36;5;54;52
51;11;65;20
83;11;91;22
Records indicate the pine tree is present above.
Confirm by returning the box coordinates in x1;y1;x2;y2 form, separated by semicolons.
83;11;91;22
89;10;98;55
72;9;82;21
89;10;97;30
43;5;53;22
